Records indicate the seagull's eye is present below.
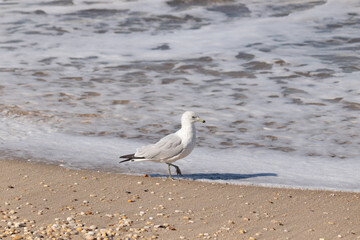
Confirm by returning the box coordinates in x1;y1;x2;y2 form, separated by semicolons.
192;116;196;119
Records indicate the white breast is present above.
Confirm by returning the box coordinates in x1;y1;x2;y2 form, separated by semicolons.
169;125;196;162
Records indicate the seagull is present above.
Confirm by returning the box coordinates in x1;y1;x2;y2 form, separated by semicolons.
119;111;205;180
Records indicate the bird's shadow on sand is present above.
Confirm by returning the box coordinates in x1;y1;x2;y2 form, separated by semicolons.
150;172;278;180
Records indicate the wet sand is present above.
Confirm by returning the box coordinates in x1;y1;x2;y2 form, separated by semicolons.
0;159;359;240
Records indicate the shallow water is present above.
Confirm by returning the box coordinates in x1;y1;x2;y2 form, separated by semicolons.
1;0;360;191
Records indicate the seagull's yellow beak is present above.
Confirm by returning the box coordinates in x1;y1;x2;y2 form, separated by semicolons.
196;117;206;123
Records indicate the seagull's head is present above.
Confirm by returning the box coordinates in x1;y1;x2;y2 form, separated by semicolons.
182;111;206;124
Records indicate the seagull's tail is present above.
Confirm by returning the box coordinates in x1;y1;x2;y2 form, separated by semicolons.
119;154;145;163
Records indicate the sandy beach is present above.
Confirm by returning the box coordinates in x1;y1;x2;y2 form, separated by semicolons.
0;159;359;240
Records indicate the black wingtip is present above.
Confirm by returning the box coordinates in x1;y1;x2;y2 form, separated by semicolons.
120;153;135;159
119;158;132;164
119;154;145;163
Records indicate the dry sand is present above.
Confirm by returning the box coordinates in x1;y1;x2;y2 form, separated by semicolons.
0;159;359;240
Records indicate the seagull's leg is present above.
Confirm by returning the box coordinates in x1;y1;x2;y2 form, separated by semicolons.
167;164;174;180
169;163;182;176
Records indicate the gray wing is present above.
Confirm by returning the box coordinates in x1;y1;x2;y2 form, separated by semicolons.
135;133;183;160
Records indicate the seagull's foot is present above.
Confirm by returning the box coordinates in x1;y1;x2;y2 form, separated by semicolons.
168;163;182;176
174;166;183;176
167;163;182;180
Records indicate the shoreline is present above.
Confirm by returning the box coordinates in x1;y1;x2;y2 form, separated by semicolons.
11;158;360;194
1;158;359;239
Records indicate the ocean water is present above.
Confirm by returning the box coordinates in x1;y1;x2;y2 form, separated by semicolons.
1;0;360;191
